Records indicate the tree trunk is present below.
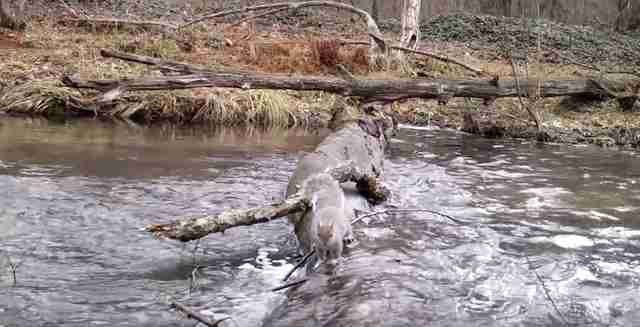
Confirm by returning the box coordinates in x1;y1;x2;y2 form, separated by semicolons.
0;0;26;30
400;0;421;49
370;0;379;23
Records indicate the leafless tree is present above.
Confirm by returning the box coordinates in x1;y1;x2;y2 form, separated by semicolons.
400;0;421;49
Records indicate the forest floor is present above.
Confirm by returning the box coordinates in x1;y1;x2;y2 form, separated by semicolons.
0;1;639;148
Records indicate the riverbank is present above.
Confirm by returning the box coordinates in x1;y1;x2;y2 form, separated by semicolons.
1;7;639;147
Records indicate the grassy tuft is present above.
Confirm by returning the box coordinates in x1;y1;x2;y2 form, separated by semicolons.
0;80;81;116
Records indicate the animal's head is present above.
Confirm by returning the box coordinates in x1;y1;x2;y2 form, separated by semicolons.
314;220;343;264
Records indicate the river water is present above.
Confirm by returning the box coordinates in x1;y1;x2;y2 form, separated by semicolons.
0;117;638;326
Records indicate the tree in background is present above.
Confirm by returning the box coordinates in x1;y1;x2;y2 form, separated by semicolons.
400;0;421;49
0;0;26;30
614;0;640;32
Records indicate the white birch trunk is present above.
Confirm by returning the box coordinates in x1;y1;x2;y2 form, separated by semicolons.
400;0;421;49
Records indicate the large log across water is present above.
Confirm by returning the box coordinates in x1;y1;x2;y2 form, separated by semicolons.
144;104;391;242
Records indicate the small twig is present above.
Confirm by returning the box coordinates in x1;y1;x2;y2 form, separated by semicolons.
171;301;229;327
352;209;467;225
524;256;569;326
282;250;315;282
188;265;202;295
271;278;308;292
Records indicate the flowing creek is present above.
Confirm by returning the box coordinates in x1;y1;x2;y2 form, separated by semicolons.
0;117;639;326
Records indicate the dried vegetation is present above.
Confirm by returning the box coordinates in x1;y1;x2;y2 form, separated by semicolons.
0;9;639;146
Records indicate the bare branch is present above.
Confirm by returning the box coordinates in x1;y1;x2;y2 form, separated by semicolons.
180;1;386;52
271;278;308;292
58;18;177;32
282;250;315;282
143;193;310;242
340;40;490;76
100;49;212;74
170;302;229;327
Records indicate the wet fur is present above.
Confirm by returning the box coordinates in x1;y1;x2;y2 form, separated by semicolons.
297;173;352;262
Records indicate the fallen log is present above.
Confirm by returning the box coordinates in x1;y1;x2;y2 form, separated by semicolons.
63;70;637;104
285;103;390;256
143;142;390;242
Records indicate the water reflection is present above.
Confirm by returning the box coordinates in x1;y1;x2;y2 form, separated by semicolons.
0;119;639;326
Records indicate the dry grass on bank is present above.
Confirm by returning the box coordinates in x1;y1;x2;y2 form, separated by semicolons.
0;17;638;131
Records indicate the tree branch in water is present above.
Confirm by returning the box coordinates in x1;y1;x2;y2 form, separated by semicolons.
144;162;387;242
170;301;229;327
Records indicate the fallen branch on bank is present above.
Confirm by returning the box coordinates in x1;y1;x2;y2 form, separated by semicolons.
340;40;489;76
63;62;636;106
57;17;177;32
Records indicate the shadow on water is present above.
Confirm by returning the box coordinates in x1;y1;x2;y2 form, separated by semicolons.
1;118;639;326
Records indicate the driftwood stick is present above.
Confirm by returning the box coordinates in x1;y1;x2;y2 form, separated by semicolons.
282;250;315;282
170;302;229;327
144;193;310;242
180;1;386;52
271;278;308;292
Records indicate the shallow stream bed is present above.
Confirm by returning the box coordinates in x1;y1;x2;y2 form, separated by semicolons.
1;118;639;326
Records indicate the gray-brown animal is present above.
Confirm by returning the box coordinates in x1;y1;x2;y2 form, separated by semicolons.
296;173;352;264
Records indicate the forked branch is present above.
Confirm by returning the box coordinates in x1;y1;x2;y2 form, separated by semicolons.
180;1;386;52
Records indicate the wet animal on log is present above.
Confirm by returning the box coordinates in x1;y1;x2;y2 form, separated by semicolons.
297;173;353;264
285;102;390;265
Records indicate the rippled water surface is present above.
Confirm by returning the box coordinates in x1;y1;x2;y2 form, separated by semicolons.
1;118;639;326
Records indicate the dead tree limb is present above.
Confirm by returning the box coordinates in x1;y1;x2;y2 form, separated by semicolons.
170;302;229;327
57;18;176;32
144;193;310;242
180;1;386;52
143;162;386;242
340;40;489;76
62;70;635;105
100;49;212;74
